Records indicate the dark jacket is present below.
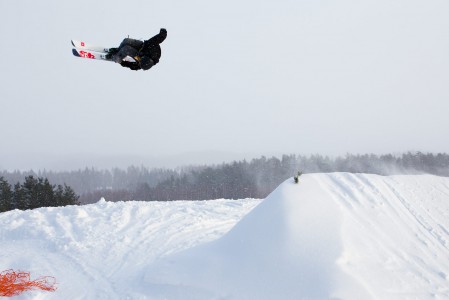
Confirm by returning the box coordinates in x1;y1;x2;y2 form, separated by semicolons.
112;28;167;71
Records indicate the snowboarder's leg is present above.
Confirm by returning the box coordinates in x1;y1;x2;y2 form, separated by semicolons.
119;38;144;50
111;45;139;63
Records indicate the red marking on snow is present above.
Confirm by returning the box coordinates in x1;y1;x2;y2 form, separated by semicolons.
0;269;57;297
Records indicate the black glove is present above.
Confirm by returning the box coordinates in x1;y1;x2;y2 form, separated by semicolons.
160;28;167;35
120;61;140;71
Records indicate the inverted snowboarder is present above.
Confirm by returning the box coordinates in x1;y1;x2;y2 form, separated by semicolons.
108;28;167;71
72;28;167;71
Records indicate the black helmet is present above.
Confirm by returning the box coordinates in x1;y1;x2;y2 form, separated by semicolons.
140;56;154;70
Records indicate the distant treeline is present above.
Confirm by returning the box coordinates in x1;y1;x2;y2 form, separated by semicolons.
0;176;80;213
1;152;449;204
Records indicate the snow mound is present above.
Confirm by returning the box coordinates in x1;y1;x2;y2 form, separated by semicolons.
144;173;449;300
0;199;260;299
1;173;449;299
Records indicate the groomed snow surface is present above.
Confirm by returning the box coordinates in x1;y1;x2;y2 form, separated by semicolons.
1;173;449;300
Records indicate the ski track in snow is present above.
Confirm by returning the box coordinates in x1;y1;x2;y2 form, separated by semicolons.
1;173;449;299
321;173;449;299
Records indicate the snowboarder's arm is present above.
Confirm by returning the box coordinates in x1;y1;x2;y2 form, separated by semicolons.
143;28;167;48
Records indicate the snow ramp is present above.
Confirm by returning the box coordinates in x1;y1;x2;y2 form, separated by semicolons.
144;173;449;300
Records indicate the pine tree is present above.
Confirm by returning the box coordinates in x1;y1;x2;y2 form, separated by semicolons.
52;184;80;207
14;182;26;210
22;176;39;209
40;178;55;207
0;177;13;212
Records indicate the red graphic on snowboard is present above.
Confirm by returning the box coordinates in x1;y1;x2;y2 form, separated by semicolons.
79;50;95;59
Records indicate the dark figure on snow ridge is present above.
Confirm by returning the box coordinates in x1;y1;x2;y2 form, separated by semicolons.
108;28;167;71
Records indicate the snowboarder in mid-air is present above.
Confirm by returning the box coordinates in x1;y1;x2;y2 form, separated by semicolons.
107;28;167;71
71;28;167;71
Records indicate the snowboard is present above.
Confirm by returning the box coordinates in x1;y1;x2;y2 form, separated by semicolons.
71;40;111;53
72;48;111;61
71;40;137;63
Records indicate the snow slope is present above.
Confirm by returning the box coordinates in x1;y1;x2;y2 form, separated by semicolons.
0;199;261;299
1;173;449;299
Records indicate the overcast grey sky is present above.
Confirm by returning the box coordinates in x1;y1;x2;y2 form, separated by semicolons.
1;0;448;170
